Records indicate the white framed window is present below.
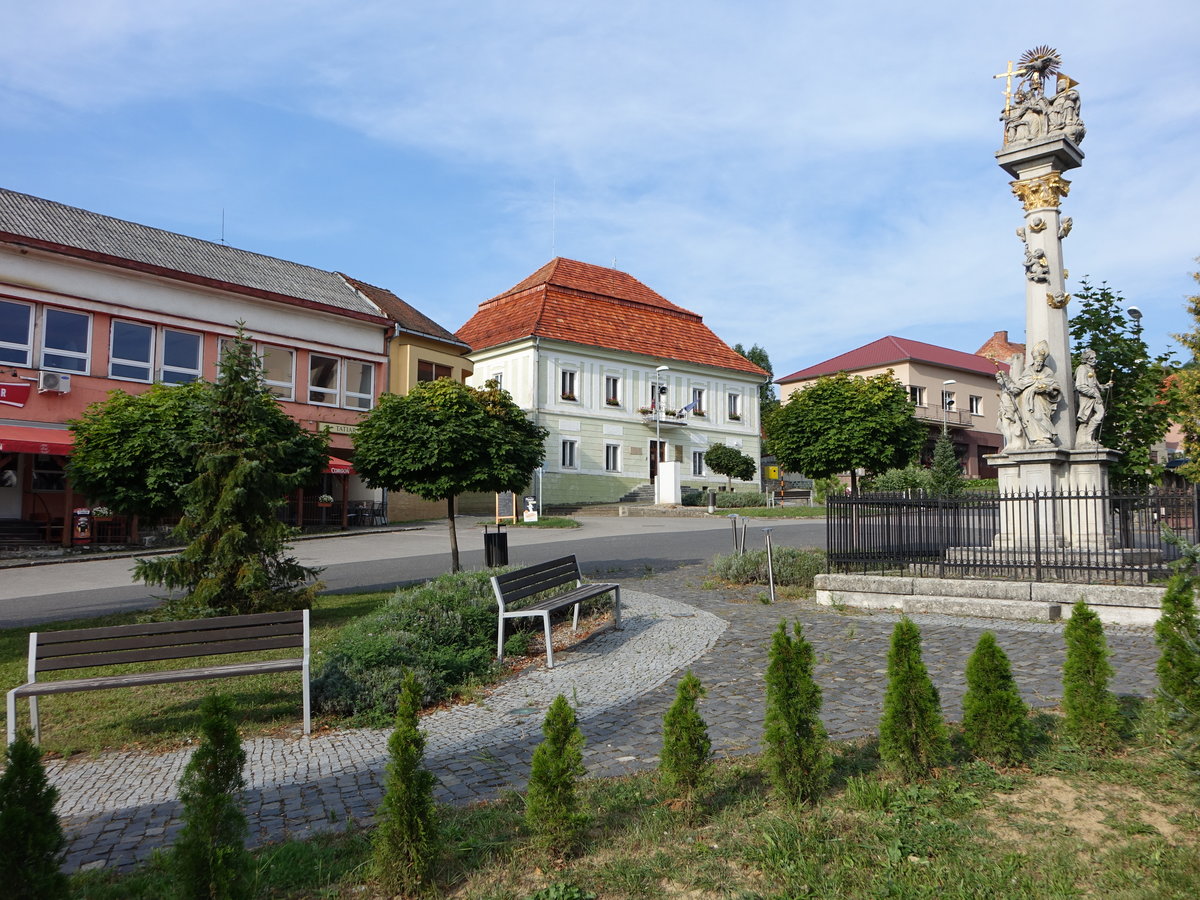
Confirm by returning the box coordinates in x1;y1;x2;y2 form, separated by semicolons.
41;307;91;373
161;328;202;383
561;439;578;469
605;375;621;407
727;392;742;420
344;360;375;410
605;443;621;472
491;371;503;390
109;320;154;382
690;387;705;415
262;346;295;400
908;385;926;406
941;390;956;411
309;354;341;405
0;299;33;366
969;395;983;415
560;369;577;401
692;450;705;477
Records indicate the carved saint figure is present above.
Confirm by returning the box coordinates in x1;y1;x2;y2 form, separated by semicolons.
995;369;1025;451
1008;344;1061;447
1074;348;1111;447
1023;245;1051;283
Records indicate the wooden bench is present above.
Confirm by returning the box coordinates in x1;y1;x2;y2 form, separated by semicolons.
491;555;621;669
6;610;310;745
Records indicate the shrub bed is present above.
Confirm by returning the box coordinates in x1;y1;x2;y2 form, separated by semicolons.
682;490;768;508
312;570;504;725
710;548;826;588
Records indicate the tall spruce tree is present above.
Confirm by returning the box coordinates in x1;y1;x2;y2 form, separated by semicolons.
173;694;252;900
879;618;951;780
659;671;712;801
1062;601;1122;752
135;330;327;616
762;620;830;804
0;733;68;899
929;429;965;497
526;694;587;854
962;632;1030;765
1155;573;1200;710
373;669;440;894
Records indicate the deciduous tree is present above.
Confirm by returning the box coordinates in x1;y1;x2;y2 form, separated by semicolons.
766;371;926;492
1174;261;1200;483
733;342;779;421
353;379;547;572
704;443;756;491
1070;278;1177;490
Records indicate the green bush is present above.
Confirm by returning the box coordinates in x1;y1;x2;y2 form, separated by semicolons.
504;629;533;658
763;620;830;805
312;569;504;724
879;618;951;781
813;476;843;505
526;695;588;854
373;669;440;895
710;547;826;588
173;694;252;900
714;491;768;508
962;632;1030;765
0;732;68;899
1063;600;1122;752
862;465;932;493
1155;573;1200;710
659;671;712;800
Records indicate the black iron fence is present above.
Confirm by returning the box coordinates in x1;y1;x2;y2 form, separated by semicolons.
827;487;1197;585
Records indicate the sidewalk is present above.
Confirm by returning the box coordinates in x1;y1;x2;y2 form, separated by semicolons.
43;565;1159;874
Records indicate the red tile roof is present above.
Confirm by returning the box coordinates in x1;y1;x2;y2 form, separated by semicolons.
975;330;1026;363
456;258;767;377
777;335;1008;383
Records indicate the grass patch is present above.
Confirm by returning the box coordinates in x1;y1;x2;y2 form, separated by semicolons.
67;719;1200;898
718;505;827;518
498;517;581;528
710;547;827;590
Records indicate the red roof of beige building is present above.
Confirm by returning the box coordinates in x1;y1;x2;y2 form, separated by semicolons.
456;258;767;377
777;335;1007;383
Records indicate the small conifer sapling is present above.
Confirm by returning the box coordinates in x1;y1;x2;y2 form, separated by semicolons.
0;732;68;899
526;694;588;854
173;694;252;900
762;620;830;804
1062;600;1121;752
659;670;712;801
962;631;1030;765
373;669;440;894
879;618;951;780
1155;573;1200;710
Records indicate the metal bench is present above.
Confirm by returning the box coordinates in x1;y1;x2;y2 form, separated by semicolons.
7;609;310;745
491;555;621;668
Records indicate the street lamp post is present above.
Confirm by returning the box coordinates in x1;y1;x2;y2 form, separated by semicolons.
654;365;670;502
941;379;957;431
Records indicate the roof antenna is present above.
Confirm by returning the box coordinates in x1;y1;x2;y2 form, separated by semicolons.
220;208;227;245
551;178;557;258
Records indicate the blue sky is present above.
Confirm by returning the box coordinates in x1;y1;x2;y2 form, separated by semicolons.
2;1;1197;379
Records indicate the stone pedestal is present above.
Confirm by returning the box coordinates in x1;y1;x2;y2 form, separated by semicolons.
987;446;1122;550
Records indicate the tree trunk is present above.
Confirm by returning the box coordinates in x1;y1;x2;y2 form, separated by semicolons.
447;495;460;573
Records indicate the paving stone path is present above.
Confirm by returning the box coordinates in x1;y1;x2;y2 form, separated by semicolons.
45;566;1159;874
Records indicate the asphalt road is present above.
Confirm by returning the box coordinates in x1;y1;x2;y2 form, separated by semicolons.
0;514;826;628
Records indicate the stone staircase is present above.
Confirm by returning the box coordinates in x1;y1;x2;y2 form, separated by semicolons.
617;483;656;504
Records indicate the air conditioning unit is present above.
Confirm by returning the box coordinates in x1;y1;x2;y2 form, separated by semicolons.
38;371;72;394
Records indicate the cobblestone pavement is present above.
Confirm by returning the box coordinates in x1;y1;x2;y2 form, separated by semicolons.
45;566;1159;874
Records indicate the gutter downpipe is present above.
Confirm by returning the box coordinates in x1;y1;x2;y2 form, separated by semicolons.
533;335;543;514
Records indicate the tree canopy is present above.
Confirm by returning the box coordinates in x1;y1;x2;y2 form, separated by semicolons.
352;379;547;571
704;443;756;490
68;381;210;521
133;333;328;616
766;371;926;492
733;342;779;421
1070;278;1178;490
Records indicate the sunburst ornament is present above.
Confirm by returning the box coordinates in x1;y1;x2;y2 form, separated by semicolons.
1018;46;1063;90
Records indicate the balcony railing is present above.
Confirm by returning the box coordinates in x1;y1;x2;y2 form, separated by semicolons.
912;405;974;427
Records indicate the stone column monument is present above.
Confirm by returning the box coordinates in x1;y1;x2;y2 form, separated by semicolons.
987;47;1120;550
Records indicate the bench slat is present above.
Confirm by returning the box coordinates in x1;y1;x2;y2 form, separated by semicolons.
501;584;616;615
494;558;581;604
33;610;305;645
12;658;304;697
36;622;304;662
36;635;305;672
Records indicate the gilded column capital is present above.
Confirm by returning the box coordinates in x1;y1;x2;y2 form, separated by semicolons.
1010;173;1071;211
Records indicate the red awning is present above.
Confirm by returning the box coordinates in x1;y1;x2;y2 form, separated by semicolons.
0;424;74;456
325;456;354;475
